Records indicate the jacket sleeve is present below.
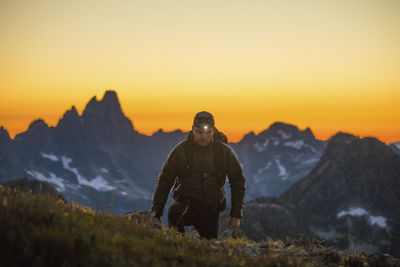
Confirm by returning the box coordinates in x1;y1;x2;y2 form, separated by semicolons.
150;147;179;217
226;146;246;218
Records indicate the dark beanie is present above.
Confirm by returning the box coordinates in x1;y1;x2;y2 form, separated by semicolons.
193;111;215;127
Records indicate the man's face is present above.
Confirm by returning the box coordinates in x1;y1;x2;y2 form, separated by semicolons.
192;124;214;146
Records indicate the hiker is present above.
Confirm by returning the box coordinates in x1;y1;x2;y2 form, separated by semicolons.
150;111;246;239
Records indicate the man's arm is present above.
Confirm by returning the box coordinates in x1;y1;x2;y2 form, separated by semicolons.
226;146;246;219
150;147;179;218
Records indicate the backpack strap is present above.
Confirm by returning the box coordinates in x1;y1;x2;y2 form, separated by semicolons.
183;130;228;181
213;141;227;185
182;139;194;176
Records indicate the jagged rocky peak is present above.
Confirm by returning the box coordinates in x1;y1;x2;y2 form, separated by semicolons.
0;126;11;149
322;132;393;158
152;129;186;139
61;106;79;120
28;119;49;132
282;132;400;205
152;128;169;137
0;126;11;140
240;131;256;143
83;96;100;115
303;127;315;139
153;128;165;135
82;90;124;117
65;105;79;118
256;122;302;140
81;90;136;135
57;106;81;129
101;90;121;111
329;132;359;144
322;132;359;154
268;121;300;132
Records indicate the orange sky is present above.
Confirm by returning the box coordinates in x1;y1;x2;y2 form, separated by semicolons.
0;0;399;143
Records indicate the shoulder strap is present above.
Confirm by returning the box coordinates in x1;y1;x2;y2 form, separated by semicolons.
213;141;227;181
183;140;195;174
183;131;228;178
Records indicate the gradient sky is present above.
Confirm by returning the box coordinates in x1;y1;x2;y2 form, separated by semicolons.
0;0;399;143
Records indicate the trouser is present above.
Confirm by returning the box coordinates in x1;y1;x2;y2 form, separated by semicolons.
167;200;220;239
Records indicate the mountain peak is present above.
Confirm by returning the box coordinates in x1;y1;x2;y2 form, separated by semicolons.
28;119;49;131
100;90;122;112
64;106;79;118
83;90;123;117
0;126;11;144
57;106;81;129
103;90;118;101
329;132;359;145
0;126;10;138
152;128;165;135
264;122;301;135
81;90;136;136
303;127;315;139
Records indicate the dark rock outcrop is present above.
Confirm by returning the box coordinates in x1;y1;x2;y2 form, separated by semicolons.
237;132;400;256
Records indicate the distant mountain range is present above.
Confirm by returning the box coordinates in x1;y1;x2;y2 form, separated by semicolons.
0;90;398;217
230;122;326;199
0;90;330;212
0;91;186;212
234;133;400;256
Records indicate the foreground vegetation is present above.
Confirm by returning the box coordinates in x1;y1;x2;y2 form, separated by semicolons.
1;185;398;266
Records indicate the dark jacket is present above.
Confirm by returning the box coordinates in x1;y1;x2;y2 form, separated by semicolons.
151;131;246;218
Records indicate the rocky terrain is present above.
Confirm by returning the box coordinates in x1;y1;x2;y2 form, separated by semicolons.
228;133;400;257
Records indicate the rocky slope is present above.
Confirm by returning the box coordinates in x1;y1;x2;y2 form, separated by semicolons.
231;133;400;257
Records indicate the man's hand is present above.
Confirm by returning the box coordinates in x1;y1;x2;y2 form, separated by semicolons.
151;210;161;223
228;217;240;231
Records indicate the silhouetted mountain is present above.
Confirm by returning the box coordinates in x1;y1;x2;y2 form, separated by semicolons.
231;121;326;199
238;132;400;256
1;90;329;214
0;91;188;213
0;127;11;155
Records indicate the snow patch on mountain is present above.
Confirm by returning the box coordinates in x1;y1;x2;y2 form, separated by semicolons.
393;142;400;150
100;168;109;173
253;162;272;182
337;208;387;228
61;156;115;191
338;208;367;217
26;170;65;192
303;158;320;165
254;139;269;152
284;140;304;149
272;138;280;146
275;159;288;179
305;144;317;153
277;130;292;139
40;152;59;162
254;143;264;152
369;216;387;228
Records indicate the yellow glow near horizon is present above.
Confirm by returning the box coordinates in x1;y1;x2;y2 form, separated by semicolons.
0;0;399;143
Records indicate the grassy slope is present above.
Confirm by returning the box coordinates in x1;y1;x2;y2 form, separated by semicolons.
1;186;398;267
